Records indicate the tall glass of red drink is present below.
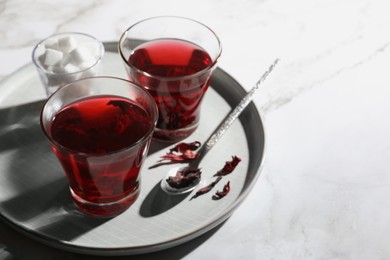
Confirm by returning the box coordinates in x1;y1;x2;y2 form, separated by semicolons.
119;16;222;142
40;77;158;217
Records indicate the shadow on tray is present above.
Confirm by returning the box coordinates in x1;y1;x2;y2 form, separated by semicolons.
0;100;227;258
0;100;109;241
0;214;226;260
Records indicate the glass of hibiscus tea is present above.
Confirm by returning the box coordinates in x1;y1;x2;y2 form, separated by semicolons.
40;77;158;217
119;16;222;142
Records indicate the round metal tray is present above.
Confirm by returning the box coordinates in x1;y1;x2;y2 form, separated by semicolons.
0;42;265;256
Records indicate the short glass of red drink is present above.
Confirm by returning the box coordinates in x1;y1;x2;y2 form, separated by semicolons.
119;16;222;142
40;77;158;217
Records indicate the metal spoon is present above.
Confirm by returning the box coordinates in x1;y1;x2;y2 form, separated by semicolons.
161;59;280;195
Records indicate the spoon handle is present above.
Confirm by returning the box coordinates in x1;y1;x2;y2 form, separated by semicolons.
205;58;280;148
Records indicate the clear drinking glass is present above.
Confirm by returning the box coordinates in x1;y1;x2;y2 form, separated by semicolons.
32;32;104;96
119;16;222;142
40;77;158;217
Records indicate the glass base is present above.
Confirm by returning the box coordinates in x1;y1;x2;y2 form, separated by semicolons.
70;188;139;218
153;123;198;142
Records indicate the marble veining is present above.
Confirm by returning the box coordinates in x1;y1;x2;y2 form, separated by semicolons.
1;0;390;259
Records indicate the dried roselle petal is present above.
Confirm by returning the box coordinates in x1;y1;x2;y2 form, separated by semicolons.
170;141;201;153
160;141;201;162
214;181;230;199
160;153;184;162
166;167;201;189
215;156;241;176
160;149;199;162
192;176;222;199
182;149;198;160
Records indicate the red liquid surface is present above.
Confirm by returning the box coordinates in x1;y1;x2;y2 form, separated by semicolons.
50;96;152;216
128;39;213;137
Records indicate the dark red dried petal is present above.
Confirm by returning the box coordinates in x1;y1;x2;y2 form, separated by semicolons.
215;181;230;198
166;167;201;189
160;153;186;162
170;141;201;153
192;177;222;199
160;141;201;163
160;150;199;162
182;150;198;160
215;156;241;176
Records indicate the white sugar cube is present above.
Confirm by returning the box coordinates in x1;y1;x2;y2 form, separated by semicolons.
58;36;78;53
63;63;80;74
67;46;95;67
37;54;47;68
48;65;62;73
44;38;58;50
42;48;63;66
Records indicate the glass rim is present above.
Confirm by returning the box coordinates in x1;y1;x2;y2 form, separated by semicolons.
118;16;222;81
32;32;105;76
40;76;158;157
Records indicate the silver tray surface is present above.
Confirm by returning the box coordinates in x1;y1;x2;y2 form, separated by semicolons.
0;42;265;256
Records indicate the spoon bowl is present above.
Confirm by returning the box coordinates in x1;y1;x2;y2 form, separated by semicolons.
160;166;201;195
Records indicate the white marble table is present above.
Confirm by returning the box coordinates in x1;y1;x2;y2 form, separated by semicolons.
1;0;390;259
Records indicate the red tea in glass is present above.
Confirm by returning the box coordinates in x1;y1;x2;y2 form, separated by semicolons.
128;39;212;136
119;16;222;142
41;77;158;217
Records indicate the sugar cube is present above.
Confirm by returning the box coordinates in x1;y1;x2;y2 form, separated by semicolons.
42;48;63;66
68;46;95;68
44;38;58;50
63;63;80;74
58;36;78;53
